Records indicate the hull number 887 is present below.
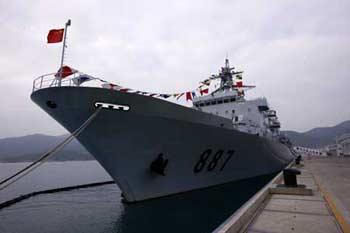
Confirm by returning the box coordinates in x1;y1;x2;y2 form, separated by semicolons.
193;149;235;173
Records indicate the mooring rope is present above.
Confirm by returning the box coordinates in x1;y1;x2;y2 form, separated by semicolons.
0;107;102;191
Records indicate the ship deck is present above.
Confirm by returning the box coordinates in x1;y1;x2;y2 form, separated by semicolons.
214;157;350;233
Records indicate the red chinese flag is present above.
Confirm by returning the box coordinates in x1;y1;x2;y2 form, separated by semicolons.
200;88;209;95
47;29;64;43
186;92;192;101
55;65;76;78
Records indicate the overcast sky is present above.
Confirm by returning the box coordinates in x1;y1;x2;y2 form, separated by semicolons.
0;0;349;138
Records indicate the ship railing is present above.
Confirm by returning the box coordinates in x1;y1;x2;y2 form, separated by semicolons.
32;72;90;92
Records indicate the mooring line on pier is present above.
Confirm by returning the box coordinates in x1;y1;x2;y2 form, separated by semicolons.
0;107;102;191
0;180;115;210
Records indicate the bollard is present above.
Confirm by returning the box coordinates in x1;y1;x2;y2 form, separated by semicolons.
295;155;302;165
283;168;301;187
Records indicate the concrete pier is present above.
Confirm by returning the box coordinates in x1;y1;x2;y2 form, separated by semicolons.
214;157;350;233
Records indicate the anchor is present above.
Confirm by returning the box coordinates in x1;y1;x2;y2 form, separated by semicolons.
150;153;168;176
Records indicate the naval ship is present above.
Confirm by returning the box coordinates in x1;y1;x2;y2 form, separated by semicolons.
31;59;294;203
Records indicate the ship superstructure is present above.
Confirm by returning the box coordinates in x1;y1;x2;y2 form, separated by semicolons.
193;59;281;138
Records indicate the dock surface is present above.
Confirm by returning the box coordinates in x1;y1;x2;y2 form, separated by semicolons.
215;157;350;233
308;157;350;217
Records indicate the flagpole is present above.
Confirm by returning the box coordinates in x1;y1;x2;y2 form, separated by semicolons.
58;19;71;87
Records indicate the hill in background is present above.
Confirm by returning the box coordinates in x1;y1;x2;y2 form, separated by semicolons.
0;134;92;162
283;120;350;148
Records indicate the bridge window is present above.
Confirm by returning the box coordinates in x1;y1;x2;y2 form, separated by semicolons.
258;105;269;111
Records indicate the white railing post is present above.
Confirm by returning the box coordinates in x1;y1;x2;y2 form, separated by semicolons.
40;76;43;89
32;80;35;92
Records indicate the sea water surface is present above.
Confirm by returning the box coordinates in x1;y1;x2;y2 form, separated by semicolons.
0;161;274;233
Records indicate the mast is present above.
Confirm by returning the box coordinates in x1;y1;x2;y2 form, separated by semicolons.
207;59;256;96
58;19;71;87
219;58;234;89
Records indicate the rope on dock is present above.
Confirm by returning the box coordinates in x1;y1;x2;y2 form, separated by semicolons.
0;180;115;210
0;107;102;191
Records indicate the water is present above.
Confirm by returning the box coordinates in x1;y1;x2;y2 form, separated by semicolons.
0;161;112;203
0;161;275;233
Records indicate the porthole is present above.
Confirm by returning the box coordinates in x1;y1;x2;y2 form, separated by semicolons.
46;101;57;109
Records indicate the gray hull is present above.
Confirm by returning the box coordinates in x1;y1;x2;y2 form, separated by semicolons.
31;87;294;202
